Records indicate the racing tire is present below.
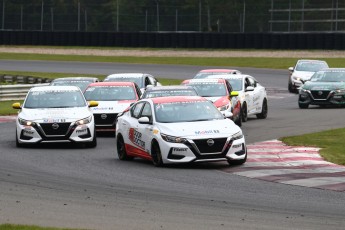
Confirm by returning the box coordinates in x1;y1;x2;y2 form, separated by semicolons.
116;135;133;161
241;103;248;122
288;81;294;93
298;102;309;109
235;112;242;127
227;151;247;166
256;98;268;119
151;141;164;167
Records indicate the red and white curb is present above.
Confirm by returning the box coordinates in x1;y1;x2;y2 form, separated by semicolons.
222;140;345;192
0;115;17;123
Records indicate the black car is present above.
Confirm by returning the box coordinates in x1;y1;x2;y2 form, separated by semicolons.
298;68;345;108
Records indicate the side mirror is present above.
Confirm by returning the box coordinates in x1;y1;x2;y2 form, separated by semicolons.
230;91;239;97
245;86;254;92
88;101;98;107
12;102;21;109
138;116;151;124
221;110;233;118
288;67;294;72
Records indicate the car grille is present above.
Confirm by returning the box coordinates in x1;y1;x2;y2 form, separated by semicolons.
310;90;330;100
94;113;117;125
192;138;227;154
39;122;72;136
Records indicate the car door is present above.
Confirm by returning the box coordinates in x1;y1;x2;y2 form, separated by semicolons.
247;76;261;114
136;102;155;154
244;76;255;114
122;101;145;155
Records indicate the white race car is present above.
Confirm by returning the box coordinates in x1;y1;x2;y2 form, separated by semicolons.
84;81;142;132
288;59;329;93
115;96;247;167
206;74;268;122
12;86;98;147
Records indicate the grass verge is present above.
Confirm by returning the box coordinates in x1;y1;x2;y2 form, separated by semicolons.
280;128;345;165
0;224;80;230
1;52;345;69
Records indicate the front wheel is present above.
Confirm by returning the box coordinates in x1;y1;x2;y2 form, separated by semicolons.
241;103;248;122
298;102;309;109
15;130;24;148
117;135;133;160
85;130;97;148
151;141;164;167
256;98;268;119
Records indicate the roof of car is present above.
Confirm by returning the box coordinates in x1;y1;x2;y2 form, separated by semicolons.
198;69;239;73
182;78;227;84
206;74;250;79
87;82;136;87
150;96;207;104
145;85;195;91
297;59;327;63
317;68;345;71
105;73;145;79
30;85;81;92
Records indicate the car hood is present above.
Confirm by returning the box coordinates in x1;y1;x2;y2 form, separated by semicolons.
19;107;92;122
292;70;315;80
302;81;345;91
157;119;241;139
90;100;135;114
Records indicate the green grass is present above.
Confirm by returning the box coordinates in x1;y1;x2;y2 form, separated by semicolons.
0;224;81;230
1;52;345;69
0;100;22;115
280;128;345;165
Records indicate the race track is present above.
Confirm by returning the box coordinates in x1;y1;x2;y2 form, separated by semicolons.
1;60;345;230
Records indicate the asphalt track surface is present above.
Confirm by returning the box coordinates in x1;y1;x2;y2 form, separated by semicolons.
1;60;345;230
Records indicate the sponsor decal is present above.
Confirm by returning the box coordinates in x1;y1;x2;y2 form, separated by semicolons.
92;107;114;111
195;130;220;135
23;130;34;136
43;118;66;123
129;128;145;149
76;129;88;135
172;147;188;152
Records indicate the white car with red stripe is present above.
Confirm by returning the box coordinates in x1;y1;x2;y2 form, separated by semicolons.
115;96;246;166
206;74;268;122
84;82;142;132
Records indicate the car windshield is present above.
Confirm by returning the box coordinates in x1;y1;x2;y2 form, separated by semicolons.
84;86;136;101
142;89;198;98
310;71;345;82
50;80;92;92
295;61;328;72
154;100;223;123
185;83;226;97
105;77;143;88
24;89;86;108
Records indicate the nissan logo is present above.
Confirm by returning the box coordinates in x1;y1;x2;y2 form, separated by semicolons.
101;114;107;119
206;139;215;146
318;91;323;95
52;123;59;130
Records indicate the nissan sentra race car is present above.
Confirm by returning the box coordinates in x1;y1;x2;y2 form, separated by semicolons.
84;81;142;132
12;86;98;147
115;96;247;167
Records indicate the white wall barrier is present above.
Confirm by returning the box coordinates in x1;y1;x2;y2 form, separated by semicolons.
0;84;49;101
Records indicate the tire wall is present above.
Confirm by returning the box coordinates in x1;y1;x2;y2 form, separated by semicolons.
0;31;344;50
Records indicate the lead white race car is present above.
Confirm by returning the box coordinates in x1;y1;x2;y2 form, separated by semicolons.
115;96;247;166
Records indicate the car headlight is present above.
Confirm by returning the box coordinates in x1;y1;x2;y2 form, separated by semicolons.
292;76;301;81
232;131;243;141
218;104;230;111
18;117;36;126
161;133;187;143
335;89;345;94
75;116;92;126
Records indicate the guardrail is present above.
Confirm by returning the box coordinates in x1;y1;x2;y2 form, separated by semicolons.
0;83;49;101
